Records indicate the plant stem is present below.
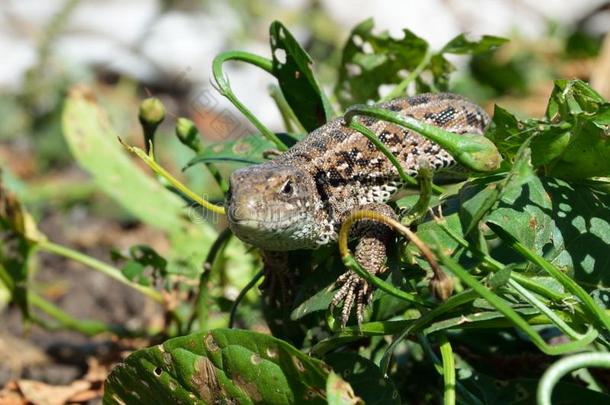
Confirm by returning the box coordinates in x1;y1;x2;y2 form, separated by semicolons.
229;270;264;328
37;240;163;303
121;140;225;215
538;353;610;405
439;334;456;405
29;291;130;336
212;51;288;151
382;52;432;102
344;105;501;173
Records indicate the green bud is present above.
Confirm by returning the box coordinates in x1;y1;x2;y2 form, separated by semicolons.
175;117;202;153
139;97;166;127
138;98;166;152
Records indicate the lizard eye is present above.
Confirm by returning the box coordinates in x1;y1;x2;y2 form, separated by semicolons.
280;179;294;196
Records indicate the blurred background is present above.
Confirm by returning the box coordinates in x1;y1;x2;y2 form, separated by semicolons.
1;0;610;402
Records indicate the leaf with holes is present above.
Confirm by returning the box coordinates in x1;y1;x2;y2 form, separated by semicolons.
104;328;330;404
269;21;333;132
540;178;610;287
334;18;428;108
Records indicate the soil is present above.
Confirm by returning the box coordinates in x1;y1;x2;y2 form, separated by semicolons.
0;203;166;394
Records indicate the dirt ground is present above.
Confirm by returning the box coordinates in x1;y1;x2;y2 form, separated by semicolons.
0;201;166;403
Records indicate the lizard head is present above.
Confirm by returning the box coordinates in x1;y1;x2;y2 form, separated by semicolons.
226;163;324;251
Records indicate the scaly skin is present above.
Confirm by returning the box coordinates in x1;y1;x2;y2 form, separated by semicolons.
226;93;490;325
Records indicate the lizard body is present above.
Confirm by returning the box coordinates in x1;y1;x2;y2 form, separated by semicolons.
226;93;490;324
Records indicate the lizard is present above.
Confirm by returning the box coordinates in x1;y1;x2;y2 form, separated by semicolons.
225;92;491;326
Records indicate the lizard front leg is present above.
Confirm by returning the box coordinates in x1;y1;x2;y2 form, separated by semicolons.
331;203;396;326
259;250;295;307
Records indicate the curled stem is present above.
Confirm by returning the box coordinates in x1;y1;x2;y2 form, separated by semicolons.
344;105;501;173
212;51;288;151
538;352;610;405
339;209;451;304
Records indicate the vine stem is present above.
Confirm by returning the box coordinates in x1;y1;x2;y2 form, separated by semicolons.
538;353;610;405
37;240;163;303
339;209;452;303
344;105;501;173
229;270;264;328
120;139;226;215
212;51;288;151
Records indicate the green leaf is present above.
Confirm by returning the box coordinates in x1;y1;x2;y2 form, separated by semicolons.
183;133;300;171
62;87;192;231
543;80;610;178
334;18;428;108
121;261;145;282
104;329;329;404
441;34;508;54
325;353;400;405
541;179;610;286
0;183;43;319
429;34;507;92
486;175;553;255
62;86;215;276
269;21;333;131
116;245;167;286
325;372;363;405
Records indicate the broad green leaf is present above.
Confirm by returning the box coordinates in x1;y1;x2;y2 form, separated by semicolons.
104;329;329;404
62;86;215;276
269;21;333;131
486;175;553;255
334;18;428;108
291;284;335;321
325;353;400;405
62;87;191;231
542;178;610;287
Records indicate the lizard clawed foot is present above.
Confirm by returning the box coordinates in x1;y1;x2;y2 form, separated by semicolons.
330;271;373;327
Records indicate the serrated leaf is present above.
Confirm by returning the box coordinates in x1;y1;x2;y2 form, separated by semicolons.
269;21;333;132
334;18;428;108
104;329;330;404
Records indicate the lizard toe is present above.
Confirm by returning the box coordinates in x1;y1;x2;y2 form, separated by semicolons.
332;271;374;326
